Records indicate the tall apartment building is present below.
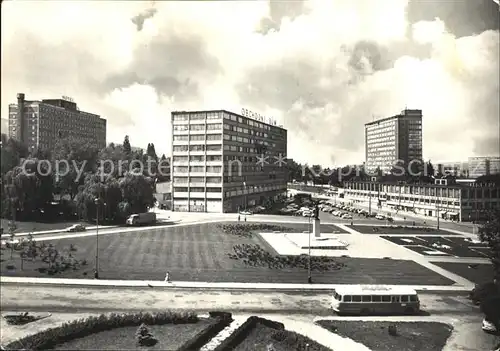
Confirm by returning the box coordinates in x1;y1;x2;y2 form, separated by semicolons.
365;109;423;174
8;93;106;151
171;110;287;213
468;156;500;178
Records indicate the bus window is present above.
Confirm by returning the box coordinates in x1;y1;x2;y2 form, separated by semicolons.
382;296;391;302
391;296;400;303
352;295;362;302
372;295;382;302
410;295;418;302
362;295;371;302
401;295;409;303
344;295;352;302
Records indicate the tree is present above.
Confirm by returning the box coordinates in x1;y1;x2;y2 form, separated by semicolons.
3;158;54;220
123;135;132;155
119;172;155;214
51;137;99;200
476;211;500;327
136;323;157;347
1;135;28;176
478;212;500;281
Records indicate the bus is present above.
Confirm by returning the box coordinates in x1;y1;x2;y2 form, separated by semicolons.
331;285;420;315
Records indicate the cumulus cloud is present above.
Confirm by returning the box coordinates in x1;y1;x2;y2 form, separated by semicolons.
1;0;498;165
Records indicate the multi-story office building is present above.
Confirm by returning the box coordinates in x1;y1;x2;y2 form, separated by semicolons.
468;156;500;178
344;179;500;222
365;109;423;174
8;93;106;151
171;110;287;213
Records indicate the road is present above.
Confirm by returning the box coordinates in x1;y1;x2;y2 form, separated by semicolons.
9;213;472;243
0;283;480;316
2;284;498;351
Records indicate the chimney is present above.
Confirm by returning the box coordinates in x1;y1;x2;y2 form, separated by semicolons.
16;93;25;143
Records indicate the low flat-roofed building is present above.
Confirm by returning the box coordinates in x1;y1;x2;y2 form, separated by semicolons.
344;179;500;222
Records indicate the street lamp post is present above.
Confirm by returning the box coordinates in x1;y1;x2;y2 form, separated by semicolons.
307;215;312;284
436;201;440;230
94;198;99;279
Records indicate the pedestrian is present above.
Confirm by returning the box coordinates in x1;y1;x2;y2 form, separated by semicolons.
164;271;171;283
238;214;240;222
244;215;247;222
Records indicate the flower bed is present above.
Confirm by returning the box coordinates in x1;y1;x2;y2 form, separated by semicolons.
4;311;199;350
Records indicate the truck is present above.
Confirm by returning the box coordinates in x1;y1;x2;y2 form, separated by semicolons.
126;212;156;226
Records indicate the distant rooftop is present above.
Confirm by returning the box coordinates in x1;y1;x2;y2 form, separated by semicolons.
365;109;422;126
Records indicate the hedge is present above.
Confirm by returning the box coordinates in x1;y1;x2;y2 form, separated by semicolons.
178;312;233;351
5;311;198;350
213;316;284;351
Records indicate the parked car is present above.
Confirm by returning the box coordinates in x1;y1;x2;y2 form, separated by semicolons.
375;214;385;220
67;224;86;232
239;210;253;215
342;214;353;219
482;319;498;333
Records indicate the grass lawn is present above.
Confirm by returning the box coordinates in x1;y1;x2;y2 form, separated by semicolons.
382;236;489;258
0;218;81;234
403;245;452;257
0;222;455;285
431;262;495;285
415;236;489;258
233;322;329;351
316;320;453;351
380;236;427;246
347;225;453;235
53;319;214;350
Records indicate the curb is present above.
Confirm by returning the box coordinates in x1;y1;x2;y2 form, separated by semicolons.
0;277;474;293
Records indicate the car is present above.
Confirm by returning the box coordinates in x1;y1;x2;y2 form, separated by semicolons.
67;224;86;232
375;214;385;220
342;214;352;219
239;211;252;215
482;319;498;333
387;217;394;223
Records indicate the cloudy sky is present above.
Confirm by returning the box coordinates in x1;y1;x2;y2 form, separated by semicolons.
1;0;499;166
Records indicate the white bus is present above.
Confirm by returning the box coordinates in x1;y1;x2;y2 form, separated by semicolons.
331;285;420;315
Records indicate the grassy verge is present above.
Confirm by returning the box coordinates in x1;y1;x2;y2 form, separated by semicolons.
316;320;453;351
53;320;215;350
233;322;330;351
348;225;452;235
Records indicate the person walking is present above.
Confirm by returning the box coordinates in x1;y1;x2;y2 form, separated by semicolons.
164;271;171;283
238;214;241;222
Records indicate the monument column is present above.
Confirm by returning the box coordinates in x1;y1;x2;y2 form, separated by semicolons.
313;202;321;238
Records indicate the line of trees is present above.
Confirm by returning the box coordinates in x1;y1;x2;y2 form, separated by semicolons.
286;159;439;186
1;134;170;224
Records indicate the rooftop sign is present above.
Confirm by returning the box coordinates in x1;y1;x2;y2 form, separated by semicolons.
62;95;74;102
241;108;278;126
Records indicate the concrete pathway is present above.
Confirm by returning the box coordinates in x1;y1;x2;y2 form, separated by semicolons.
0;276;473;291
282;318;371;351
199;317;247;351
0;225;118;239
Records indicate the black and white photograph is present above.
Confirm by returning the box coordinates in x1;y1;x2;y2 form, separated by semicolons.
1;0;499;350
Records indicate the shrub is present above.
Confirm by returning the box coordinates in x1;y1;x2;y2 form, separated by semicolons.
230;243;344;271
5;311;198;350
136;323;157;347
4;313;39;326
388;324;398;336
